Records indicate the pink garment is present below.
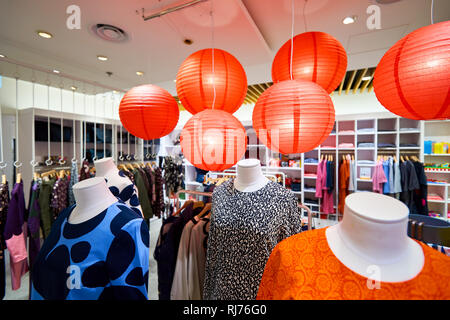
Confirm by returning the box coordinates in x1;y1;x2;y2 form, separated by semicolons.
316;160;334;214
322;191;334;214
6;222;29;290
372;161;387;193
315;160;325;198
338;143;354;148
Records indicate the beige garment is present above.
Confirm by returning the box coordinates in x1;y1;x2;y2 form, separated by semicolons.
187;218;210;300
170;219;197;300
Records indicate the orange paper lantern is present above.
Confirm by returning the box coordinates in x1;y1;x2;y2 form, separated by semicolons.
119;84;179;140
176;48;247;115
272;32;347;93
252;79;335;155
180;109;247;171
373;21;450;120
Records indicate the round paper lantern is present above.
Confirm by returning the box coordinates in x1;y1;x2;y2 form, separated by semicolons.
180;109;247;171
272;31;347;93
176;48;247;115
119;84;179;140
252;79;335;155
373;21;450;120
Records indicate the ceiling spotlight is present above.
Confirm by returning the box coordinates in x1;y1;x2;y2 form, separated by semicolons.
71;86;77;91
97;55;108;61
136;71;144;76
0;54;5;58
343;16;357;25
184;39;193;45
37;31;53;39
113;90;118;94
53;69;60;74
362;76;372;81
173;79;177;82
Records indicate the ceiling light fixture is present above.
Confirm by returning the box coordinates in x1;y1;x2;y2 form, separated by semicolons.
97;55;108;61
343;16;357;24
71;86;77;91
37;31;53;39
53;69;60;74
362;76;372;81
136;71;144;76
0;54;5;58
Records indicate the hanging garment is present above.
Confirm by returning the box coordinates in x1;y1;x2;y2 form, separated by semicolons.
79;159;91;181
170;218;200;300
119;169;135;184
372;161;387;193
388;158;395;193
38;177;56;239
203;179;303;300
0;182;10;299
68;161;79;206
393;160;402;194
154;202;204;300
27;181;41;273
411;161;428;216
256;228;450;300
338;159;350;214
321;161;334;215
4;181;29;291
315;160;326;199
153;167;165;218
348;159;356;192
400;160;420;210
382;160;390;194
50;177;69;221
102;170;143;217
30;201;149;300
163;156;184;196
132;168;153;219
187;217;210;300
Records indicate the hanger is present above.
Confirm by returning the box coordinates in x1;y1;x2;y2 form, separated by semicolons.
393;155;397;162
16;172;21;184
351;154;355;161
405;155;410;161
1;174;6;185
127;163;134;170
58;169;66;179
173;199;194;217
195;202;211;219
33;172;41;181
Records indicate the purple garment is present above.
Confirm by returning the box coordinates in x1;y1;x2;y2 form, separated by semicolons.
4;181;29;290
0;183;10;300
50;177;69;221
27;181;41;269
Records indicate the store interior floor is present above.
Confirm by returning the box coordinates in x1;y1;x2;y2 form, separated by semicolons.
3;218;160;300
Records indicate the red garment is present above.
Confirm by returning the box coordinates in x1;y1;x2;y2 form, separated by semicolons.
257;228;450;300
338;159;350;214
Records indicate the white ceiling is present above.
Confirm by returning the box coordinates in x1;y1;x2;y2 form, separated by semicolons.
0;0;448;95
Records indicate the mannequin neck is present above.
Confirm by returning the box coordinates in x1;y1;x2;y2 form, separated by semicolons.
337;209;410;264
70;177;118;224
94;157;118;177
234;159;269;192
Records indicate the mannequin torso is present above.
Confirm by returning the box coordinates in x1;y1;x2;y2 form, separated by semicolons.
326;192;424;282
234;159;269;192
69;177;118;224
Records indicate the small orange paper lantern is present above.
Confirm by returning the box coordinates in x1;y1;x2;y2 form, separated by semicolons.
252;79;335;155
119;84;179;140
272;31;347;94
180;109;247;171
374;21;450;120
176;48;247;115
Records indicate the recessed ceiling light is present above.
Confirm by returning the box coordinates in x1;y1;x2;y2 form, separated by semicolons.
53;69;60;74
0;54;5;58
113;90;118;94
71;86;77;91
173;79;177;82
37;31;53;39
97;55;108;61
136;71;144;76
343;16;357;24
362;76;372;81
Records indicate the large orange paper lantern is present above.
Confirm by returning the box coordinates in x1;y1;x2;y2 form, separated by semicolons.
119;84;179;140
373;21;450;120
272;32;347;94
180;109;247;171
176;48;247;115
253;79;335;155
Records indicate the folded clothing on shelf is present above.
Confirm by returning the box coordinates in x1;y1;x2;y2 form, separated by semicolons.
304;187;316;192
291;179;301;192
304;158;318;163
358;142;375;148
304;173;317;178
428;194;444;201
339;130;355;134
357;128;375;134
400;127;419;131
400;143;419;147
338;143;354;148
321;145;335;149
378;143;396;148
357;160;375;165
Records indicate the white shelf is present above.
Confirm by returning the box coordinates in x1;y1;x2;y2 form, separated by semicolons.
357;178;372;182
425;170;450;174
185;181;203;186
377;131;397;135
428;199;445;203
304;176;317;179
400;130;421;134
304;163;318;166
265;166;301;171
357;147;375;150
291;191;302;195
424;154;450;156
399;147;420;150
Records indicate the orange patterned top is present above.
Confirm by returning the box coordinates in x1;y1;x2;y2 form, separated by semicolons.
256;227;450;300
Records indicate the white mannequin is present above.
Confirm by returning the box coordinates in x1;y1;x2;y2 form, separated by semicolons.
94;157;119;178
68;177;118;224
326;192;424;282
234;159;269;192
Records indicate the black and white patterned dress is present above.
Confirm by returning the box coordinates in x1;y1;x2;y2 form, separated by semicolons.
203;179;303;300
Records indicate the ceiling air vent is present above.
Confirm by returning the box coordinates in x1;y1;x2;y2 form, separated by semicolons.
91;24;128;43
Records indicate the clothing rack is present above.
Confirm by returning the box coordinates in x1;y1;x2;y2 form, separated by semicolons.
174;189;213;210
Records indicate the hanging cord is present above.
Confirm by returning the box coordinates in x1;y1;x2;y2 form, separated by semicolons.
72;84;77;164
82;83;87;161
119;125;123;161
431;0;434;24
30;71;38;168
290;0;295;80
14;77;22;170
0;91;5;170
210;0;216;109
93;86;98;161
59;78;65;165
126;131;131;161
45;76;52;166
303;0;308;32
